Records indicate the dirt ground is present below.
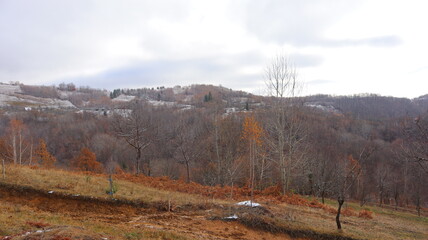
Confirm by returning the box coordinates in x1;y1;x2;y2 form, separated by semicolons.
0;183;299;240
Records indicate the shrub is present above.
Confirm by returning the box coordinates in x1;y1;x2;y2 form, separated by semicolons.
358;209;374;219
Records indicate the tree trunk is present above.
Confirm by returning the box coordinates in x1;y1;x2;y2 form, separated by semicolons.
336;197;345;230
108;175;114;197
29;142;33;165
214;118;222;185
19;132;22;165
12;135;17;164
185;159;190;183
2;158;5;179
360;187;366;207
136;148;141;174
147;157;151;176
321;189;325;204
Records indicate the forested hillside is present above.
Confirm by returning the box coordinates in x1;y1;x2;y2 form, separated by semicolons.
0;82;427;215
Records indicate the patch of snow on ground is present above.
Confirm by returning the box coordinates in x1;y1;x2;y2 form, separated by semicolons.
236;200;261;207
112;94;135;102
224;214;239;219
0;83;22;94
0;93;76;109
148;100;176;107
0;94;21;106
305;103;340;114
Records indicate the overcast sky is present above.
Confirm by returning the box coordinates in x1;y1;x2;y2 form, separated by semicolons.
1;0;427;98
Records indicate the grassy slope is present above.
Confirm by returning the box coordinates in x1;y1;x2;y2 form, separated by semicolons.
0;164;427;240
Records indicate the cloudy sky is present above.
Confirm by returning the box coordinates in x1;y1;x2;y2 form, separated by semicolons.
1;0;427;98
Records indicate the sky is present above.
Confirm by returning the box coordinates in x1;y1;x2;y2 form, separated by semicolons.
1;0;427;98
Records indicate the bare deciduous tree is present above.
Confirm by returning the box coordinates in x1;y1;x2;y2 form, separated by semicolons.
265;53;306;194
335;155;361;230
114;101;153;174
173;112;206;183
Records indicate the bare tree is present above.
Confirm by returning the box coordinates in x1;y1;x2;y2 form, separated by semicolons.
401;115;428;174
173;112;206;183
265;53;306;194
0;138;11;179
114;101;153;174
335;155;361;230
7;119;29;165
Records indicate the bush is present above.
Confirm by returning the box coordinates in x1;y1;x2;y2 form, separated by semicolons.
358;209;374;219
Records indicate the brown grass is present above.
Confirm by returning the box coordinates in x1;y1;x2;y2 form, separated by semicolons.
0;164;427;240
358;210;373;219
1;164;219;206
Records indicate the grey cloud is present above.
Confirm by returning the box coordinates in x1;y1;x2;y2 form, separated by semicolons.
244;0;401;48
291;53;324;68
245;0;361;46
56;52;264;90
0;0;191;83
322;35;402;47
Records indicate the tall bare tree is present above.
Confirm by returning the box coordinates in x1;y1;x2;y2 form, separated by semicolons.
265;54;306;194
401;115;428;174
114;101;153;174
172;113;200;183
7;119;29;165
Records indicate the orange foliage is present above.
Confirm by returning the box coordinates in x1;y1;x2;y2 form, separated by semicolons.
35;139;56;168
113;172;367;218
358;209;374;219
241;115;263;146
73;148;103;173
9;119;25;133
342;207;358;217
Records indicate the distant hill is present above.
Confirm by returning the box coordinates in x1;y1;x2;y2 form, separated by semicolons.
304;94;426;121
1;82;427;120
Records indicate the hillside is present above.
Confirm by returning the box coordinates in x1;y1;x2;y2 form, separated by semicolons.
1;82;427;120
0;165;427;240
0;82;427;239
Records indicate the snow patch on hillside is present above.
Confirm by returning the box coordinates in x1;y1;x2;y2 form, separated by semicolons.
0;83;22;94
147;100;193;110
0;94;21;106
305;103;340;114
0;93;75;109
236;200;261;207
112;94;135;102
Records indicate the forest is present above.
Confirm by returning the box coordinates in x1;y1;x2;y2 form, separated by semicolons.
0;78;427;219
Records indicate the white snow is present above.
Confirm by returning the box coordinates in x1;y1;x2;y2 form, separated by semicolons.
236;200;261;207
0;83;22;94
0;94;21;106
112;94;135;102
224;214;239;219
305;103;340;114
0;93;76;109
147;100;176;107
